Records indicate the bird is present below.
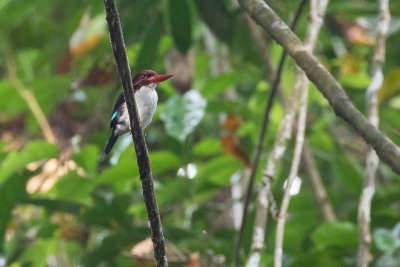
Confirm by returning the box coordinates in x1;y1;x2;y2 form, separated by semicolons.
104;69;172;155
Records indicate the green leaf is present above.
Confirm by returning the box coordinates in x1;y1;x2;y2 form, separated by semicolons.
194;155;241;198
340;71;371;89
19;238;59;267
0;79;26;116
23;198;84;214
168;0;192;53
333;156;362;194
378;68;400;103
95;148;140;193
193;0;234;43
120;0;157;43
0;141;57;183
202;72;244;98
149;151;181;174
312;221;358;250
48;171;91;205
84;231;138;267
157;178;193;207
74;145;100;174
135;15;162;71
193;138;222;156
374;228;398;254
0;172;29;251
82;187;133;229
160;90;206;142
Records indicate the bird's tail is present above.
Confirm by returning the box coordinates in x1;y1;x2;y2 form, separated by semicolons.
104;133;118;155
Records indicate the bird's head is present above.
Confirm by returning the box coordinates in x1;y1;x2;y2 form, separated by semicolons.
132;70;173;91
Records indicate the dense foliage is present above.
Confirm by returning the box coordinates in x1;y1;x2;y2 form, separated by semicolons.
0;0;400;266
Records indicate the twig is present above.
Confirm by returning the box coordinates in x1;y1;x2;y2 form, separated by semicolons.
103;1;167;266
233;1;307;266
245;18;305;267
4;45;56;144
273;1;329;266
274;67;309;267
245;1;328;266
302;142;336;221
238;0;400;174
357;0;390;266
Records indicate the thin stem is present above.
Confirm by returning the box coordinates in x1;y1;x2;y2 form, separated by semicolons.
357;0;390;266
103;1;167;266
273;1;329;265
233;1;307;266
4;45;56;144
274;68;309;267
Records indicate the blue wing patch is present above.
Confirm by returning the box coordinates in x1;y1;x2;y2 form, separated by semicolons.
111;111;118;121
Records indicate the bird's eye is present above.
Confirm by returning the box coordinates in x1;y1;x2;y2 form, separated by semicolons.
141;75;145;79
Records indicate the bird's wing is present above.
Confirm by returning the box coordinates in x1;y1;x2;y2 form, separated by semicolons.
110;92;125;129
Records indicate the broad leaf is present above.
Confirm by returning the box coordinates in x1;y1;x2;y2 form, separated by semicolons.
374;228;398;254
160;90;206;141
74;144;100;174
135;15;162;71
0;172;29;251
149;151;181;174
312;221;358;250
0;141;57;183
168;0;192;53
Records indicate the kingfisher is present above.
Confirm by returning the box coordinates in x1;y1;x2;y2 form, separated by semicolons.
104;70;173;155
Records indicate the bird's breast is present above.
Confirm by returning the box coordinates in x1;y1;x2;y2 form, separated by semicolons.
135;87;158;128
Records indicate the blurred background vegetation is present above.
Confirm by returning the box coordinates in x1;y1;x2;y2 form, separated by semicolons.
0;0;400;266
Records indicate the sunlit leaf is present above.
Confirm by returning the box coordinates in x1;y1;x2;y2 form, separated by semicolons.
69;13;107;55
374;228;398;254
160;90;207;142
378;69;400;103
19;237;58;267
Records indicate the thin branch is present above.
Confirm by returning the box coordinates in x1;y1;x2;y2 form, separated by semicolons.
274;67;309;267
245;1;328;266
233;1;307;266
357;0;390;266
273;1;329;266
302;142;336;222
4;46;56;144
245;38;302;267
103;1;167;266
245;178;273;267
238;0;400;174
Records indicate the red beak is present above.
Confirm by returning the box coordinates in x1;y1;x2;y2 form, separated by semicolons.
147;74;173;83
